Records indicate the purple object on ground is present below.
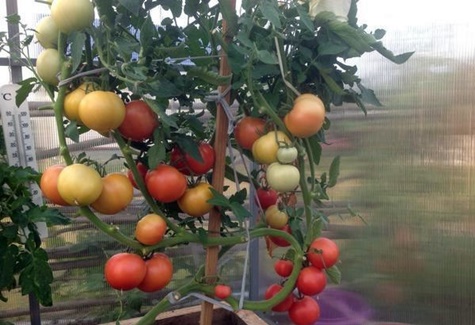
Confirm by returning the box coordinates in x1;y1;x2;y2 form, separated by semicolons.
314;287;373;325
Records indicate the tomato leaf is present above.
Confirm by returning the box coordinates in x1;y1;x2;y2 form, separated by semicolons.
15;78;36;107
118;0;142;16
325;265;341;284
327;155;340;188
259;0;281;28
69;32;86;73
229;202;251;222
207;188;230;207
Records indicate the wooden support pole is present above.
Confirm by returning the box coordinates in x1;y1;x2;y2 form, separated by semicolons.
200;1;236;323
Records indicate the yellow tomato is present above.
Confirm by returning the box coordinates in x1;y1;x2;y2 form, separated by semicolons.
57;163;103;206
63;82;96;123
177;183;214;217
35;16;59;49
51;0;94;34
78;90;126;133
251;131;291;165
91;173;134;214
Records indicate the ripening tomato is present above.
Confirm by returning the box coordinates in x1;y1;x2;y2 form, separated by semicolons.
145;164;187;203
57;163;103;206
137;253;173;292
177;182;214;217
264;283;295;312
104;252;147;291
234;116;267;150
78;91;126;134
118;100;159;142
266;162;300;193
36;48;61;86
40;164;69;206
134;213;167;245
274;259;294;278
170;142;215;176
288;296;321;325
63;82;96;123
296;266;327;296
51;0;94;34
265;204;289;229
127;162;148;189
284;93;325;138
256;187;278;210
90;173;134;215
214;284;232;300
252;131;291;165
307;237;340;269
35;15;59;49
269;224;292;247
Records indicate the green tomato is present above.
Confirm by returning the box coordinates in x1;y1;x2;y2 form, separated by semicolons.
277;146;298;164
266;162;300;193
36;48;61;85
51;0;94;34
35;16;59;49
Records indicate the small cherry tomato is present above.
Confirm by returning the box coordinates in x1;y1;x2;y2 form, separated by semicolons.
274;259;294;278
214;284;232;300
276;146;298;164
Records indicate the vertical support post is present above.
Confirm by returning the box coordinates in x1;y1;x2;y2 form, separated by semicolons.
200;1;236;324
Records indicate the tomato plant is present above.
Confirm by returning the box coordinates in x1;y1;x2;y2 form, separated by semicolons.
288;296;321;325
307;237;340;270
137;253;173;293
214;284;232;300
104;253;147;291
118;100;159;142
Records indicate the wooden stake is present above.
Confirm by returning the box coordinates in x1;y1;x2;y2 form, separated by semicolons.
200;1;236;324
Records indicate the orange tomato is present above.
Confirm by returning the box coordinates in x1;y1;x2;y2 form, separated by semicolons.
78;90;126;133
63;82;96;123
134;213;167;245
40;164;69;206
90;173;134;214
284;93;325;138
177;183;214;217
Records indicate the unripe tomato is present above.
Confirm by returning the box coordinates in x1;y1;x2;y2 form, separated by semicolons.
177;182;214;217
78;91;126;133
252;131;291;165
284;93;325;138
57;163;103;206
170;142;215;176
90;173;134;215
265;204;289;229
214;284;232;300
104;252;147;291
266;162;300;193
36;48;61;86
276;146;298;164
118;100;159;141
145;164;187;203
234;116;266;150
134;213;167;246
51;0;94;34
296;266;327;296
40;164;69;206
274;259;294;278
288;296;320;325
137;253;173;293
35;16;59;49
264;283;295;312
307;237;340;269
63;82;96;123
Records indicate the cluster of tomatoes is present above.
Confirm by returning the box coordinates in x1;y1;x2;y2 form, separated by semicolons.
265;237;340;325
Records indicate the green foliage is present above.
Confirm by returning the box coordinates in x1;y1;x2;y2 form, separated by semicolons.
0;162;69;306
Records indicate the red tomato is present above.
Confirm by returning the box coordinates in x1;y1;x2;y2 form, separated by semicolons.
274;259;294;278
104;253;147;291
296;266;327;296
214;284;232;300
264;283;295;312
269;224;292;247
170;142;215;176
127;161;148;189
137;253;173;293
256;187;278;210
307;237;340;269
288;296;321;325
145;164;187;203
118;100;159;141
234;116;266;150
40;164;69;206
